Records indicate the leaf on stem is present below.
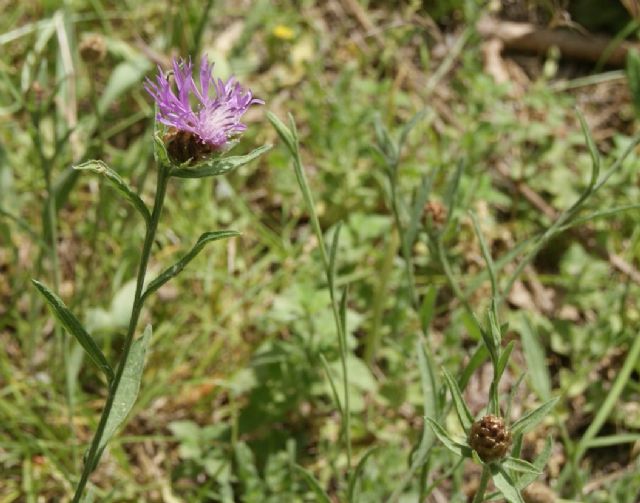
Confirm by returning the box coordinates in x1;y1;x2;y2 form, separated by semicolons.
501;457;542;475
347;446;380;503
293;464;332;503
490;464;526;503
576;108;600;191
517;436;552;489
442;367;474;432
32;279;113;383
73;160;151;225
266;111;297;154
425;417;472;458
171;144;272;178
510;397;559;437
98;324;152;452
141;230;240;302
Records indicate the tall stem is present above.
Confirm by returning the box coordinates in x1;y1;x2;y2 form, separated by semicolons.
72;166;169;502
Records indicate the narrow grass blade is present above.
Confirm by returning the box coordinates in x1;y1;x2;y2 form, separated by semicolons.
575;328;640;462
141;231;240;302
517;436;552;489
518;316;551;401
328;222;343;292
347;446;380;503
419;285;437;335
425;418;472;458
576;108;600;191
266;111;296;153
510;397;559;437
98;325;152;453
490;464;525;503
32;280;113;382
469;211;497;298
171;144;271;178
442;367;473;432
502;457;542;475
319;353;342;415
74;160;151;225
293;465;331;503
496;340;515;382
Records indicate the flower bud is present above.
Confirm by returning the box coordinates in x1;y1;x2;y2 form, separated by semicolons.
468;415;512;462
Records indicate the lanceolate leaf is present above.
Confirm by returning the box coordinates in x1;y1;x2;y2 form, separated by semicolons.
442;367;473;432
517;436;552;489
170;144;271;178
425;418;472;458
502;457;542;475
73;160;151;225
490;464;525;503
293;465;332;503
98;325;152;453
32;280;113;382
510;397;559;437
347;446;380;503
266;111;296;154
141;230;240;303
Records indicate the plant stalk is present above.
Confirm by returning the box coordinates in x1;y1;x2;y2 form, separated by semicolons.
72;165;169;502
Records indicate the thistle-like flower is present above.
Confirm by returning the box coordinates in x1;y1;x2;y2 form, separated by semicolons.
145;56;263;163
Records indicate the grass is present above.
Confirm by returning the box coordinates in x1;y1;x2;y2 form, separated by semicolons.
2;0;640;501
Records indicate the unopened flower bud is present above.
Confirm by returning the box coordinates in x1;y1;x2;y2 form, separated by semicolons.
468;415;512;462
79;33;107;63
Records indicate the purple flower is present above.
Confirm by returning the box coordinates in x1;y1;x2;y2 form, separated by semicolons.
145;56;263;156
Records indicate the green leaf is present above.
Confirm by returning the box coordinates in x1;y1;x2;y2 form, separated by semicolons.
74;160;150;225
490;464;525;503
424;418;472;458
373;114;398;164
502;457;542;475
98;325;152;453
319;353;342;415
293;465;331;503
627;49;640;118
517;436;552;489
576;108;600;191
32;280;113;382
518;316;551;401
170;144;272;178
469;211;497;298
510;397;559;437
459;344;489;390
266;111;296;154
98;57;151;115
141;231;240;303
442;367;473;432
419;285;437;335
347;446;380;503
496;340;515;382
328;221;342;293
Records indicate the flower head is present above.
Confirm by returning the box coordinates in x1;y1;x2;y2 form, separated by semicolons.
145;56;263;162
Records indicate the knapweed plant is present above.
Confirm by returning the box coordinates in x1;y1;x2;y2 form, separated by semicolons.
32;56;269;501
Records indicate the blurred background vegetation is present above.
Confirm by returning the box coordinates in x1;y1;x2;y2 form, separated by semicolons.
3;0;640;501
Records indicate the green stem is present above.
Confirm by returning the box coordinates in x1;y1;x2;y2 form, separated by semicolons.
291;147;352;469
72;166;169;502
471;465;491;503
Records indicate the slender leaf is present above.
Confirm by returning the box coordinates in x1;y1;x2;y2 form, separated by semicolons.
266;111;296;153
517;436;552;489
425;418;472;458
502;457;542;475
319;353;342;415
576;108;600;191
74;160;150;225
32;279;113;382
470;211;497;298
518;316;551;401
293;465;331;503
510;397;559;437
496;340;515;382
406;173;434;251
347;446;380;503
442;367;473;432
98;325;152;452
328;221;342;292
170;144;272;178
419;285;437;335
460;344;489;390
141;231;239;302
490;464;525;503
